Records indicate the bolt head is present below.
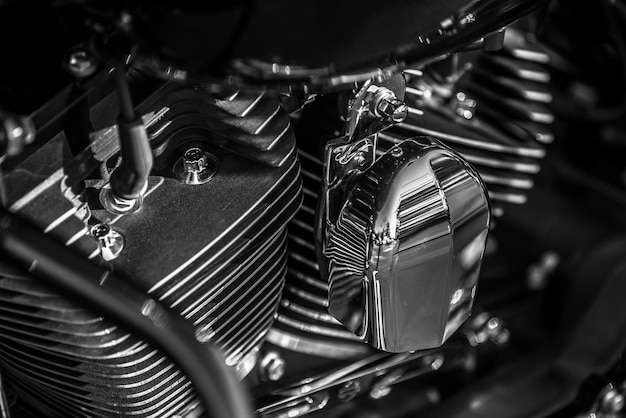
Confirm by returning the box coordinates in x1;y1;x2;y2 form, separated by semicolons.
90;223;124;261
260;351;286;382
265;357;286;381
184;148;205;166
68;50;97;78
90;223;110;238
377;98;408;123
175;147;218;185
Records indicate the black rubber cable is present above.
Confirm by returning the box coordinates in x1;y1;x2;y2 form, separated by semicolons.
108;63;153;200
0;208;253;418
114;62;135;122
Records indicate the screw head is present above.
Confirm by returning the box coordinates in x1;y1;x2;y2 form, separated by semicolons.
90;223;124;261
184;148;205;167
68;50;97;78
194;323;216;343
91;223;110;238
260;351;286;382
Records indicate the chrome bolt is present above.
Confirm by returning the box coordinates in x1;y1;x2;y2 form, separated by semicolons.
376;97;408;123
424;354;445;371
90;223;124;261
337;380;361;403
68;50;97;78
194;323;216;343
390;147;404;158
259;351;286;382
140;299;168;328
370;88;408;123
370;386;392;400
175;147;218;185
183;148;207;172
601;389;625;413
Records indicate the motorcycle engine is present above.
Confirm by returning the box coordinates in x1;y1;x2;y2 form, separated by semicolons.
1;0;626;417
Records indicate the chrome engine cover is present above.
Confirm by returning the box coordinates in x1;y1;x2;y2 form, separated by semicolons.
317;136;490;352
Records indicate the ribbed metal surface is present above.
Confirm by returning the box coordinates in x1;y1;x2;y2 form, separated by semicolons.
0;229;291;417
268;149;372;359
0;84;303;417
383;28;553;212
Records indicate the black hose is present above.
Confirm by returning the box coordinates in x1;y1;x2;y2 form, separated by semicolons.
0;208;253;418
114;63;136;122
108;63;153;200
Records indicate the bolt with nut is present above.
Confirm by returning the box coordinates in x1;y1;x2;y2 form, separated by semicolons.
369;87;408;124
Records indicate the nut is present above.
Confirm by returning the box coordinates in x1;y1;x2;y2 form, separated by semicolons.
376;97;408;123
369;87;408;123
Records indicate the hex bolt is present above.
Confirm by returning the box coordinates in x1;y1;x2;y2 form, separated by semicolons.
90;223;125;261
183;148;208;173
370;87;408;124
175;147;218;185
67;50;98;78
377;97;408;123
259;351;286;382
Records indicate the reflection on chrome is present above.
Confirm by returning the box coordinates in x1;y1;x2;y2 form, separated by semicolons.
317;136;490;352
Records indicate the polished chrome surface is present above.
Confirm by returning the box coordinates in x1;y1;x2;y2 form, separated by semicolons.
344;76;407;143
318;136;490;352
89;223;125;261
173;147;218;185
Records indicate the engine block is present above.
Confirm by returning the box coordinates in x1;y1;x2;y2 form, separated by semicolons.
0;82;302;417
